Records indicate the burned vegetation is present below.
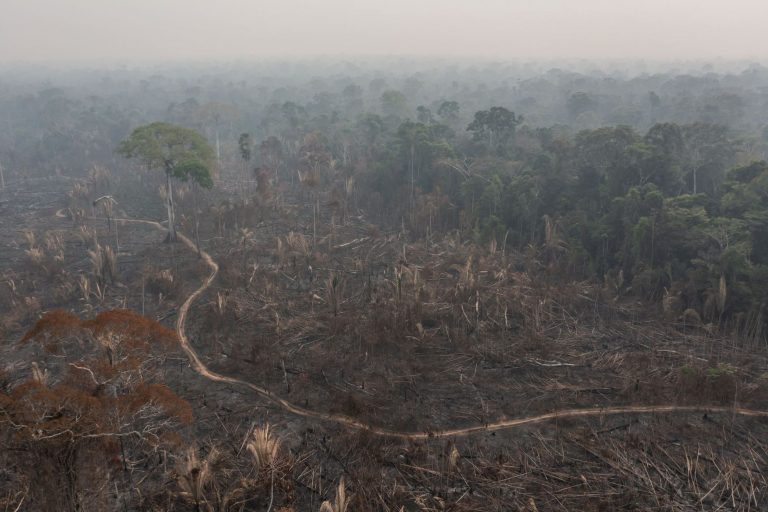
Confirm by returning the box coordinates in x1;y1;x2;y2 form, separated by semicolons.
2;61;768;511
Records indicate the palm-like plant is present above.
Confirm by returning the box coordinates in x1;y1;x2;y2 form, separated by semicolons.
319;477;349;512
176;446;220;512
246;424;281;473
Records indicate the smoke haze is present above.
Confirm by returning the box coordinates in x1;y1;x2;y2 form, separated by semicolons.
1;0;767;63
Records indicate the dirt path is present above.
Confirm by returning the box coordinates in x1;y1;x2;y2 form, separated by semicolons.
114;217;768;439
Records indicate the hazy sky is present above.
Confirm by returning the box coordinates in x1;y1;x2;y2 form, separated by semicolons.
1;0;767;63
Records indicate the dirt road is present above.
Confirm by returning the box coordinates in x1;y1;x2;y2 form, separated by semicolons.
114;217;768;439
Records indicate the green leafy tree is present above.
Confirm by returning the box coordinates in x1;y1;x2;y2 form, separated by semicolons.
572;125;640;209
681;124;734;195
238;132;252;166
394;121;454;208
416;106;433;124
381;90;408;119
467;107;522;155
437;100;460;125
118;122;214;241
567;92;596;121
721;161;768;264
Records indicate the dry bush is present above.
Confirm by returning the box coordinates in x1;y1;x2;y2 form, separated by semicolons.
22;230;65;277
68;182;90;202
66;182;92;222
24;246;44;266
144;268;181;300
0;277;17;310
76;225;97;246
286;231;311;260
44;231;64;255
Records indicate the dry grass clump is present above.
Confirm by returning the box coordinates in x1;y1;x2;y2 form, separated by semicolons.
319;477;349;512
167;425;291;511
87;243;117;285
84;165;111;195
246;423;282;472
76;225;97;246
285;231;310;255
144;268;180;300
68;182;90;201
176;446;220;510
24;246;44;266
22;230;65;276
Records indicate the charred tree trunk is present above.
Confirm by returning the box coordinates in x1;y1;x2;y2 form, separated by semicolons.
165;171;177;242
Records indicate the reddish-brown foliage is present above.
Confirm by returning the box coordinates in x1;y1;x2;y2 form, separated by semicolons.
1;308;191;510
20;308;80;343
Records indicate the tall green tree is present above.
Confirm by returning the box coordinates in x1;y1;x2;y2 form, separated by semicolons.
437;100;460;125
467;107;521;155
238;132;252;166
381;90;408;119
681;124;733;195
238;132;253;193
118;122;214;241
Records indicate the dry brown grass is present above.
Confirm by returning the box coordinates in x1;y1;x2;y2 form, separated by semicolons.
176;446;220;510
246;423;282;472
319;477;349;512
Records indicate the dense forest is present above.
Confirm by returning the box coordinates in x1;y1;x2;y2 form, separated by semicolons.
2;60;768;510
3;60;767;335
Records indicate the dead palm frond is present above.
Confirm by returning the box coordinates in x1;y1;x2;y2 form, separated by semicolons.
276;237;286;267
238;227;253;247
30;362;48;386
78;275;91;302
286;231;310;257
25;247;44;266
246;424;281;473
88;243;117;284
176;446;219;510
23;230;36;249
43;232;63;252
448;444;460;470
344;176;355;196
543;214;567;253
103;245;117;282
319;477;349;512
93;281;107;303
77;225;95;246
717;274;727;315
325;273;343;316
458;255;475;290
88;244;104;282
88;165;111;191
68;182;90;200
214;292;228;316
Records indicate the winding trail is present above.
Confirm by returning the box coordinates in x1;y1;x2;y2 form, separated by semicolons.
115;217;768;439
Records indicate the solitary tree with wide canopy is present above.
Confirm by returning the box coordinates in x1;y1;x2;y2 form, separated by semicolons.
118;122;214;241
